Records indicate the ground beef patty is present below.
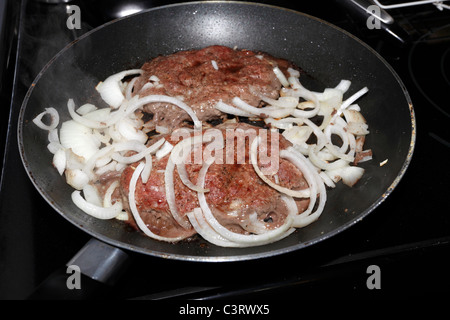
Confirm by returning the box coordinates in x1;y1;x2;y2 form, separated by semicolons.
119;123;310;240
132;45;295;129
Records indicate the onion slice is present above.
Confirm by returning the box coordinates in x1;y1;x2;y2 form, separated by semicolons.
71;190;122;220
232;97;295;118
96;69;143;108
129;162;191;242
273;66;290;87
128;95;202;129
250;137;310;199
187;208;244;248
215;100;253;117
282;147;327;228
32;108;60;131
164;139;194;230
197;159;296;246
52;148;66;176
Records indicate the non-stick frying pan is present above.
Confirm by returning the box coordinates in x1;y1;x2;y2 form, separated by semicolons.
18;1;415;267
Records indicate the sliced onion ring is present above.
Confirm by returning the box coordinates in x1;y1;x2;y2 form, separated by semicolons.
129;162;191;242
96;69;143;108
187;208;243;248
250;136;310;199
197;159;296;246
128;95;202;129
164;139;195;230
33;107;60;131
71;190;122;220
282;147;327;228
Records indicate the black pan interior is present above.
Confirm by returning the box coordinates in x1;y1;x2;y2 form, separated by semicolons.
18;2;415;261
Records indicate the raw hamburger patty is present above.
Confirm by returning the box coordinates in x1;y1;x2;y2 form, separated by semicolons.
119;123;310;239
132;45;295;129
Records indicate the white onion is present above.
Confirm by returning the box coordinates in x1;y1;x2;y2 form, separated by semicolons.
326;165;365;187
65;149;84;170
342;109;367;124
177;159;209;193
116;118;148;144
52;148;66;176
67;98;110;129
197;159;296;246
129;162;190;242
347;122;370;135
95;160;117;175
308;147;350;171
125;76;139;100
82;108;111;122
32;107;60;131
232;97;295;118
47;142;63;154
149;75;160;82
215;100;253;117
250;136;310;199
65;169;90;190
284;76;320;108
48;128;60;144
187;208;243;248
273;66;290;87
348;104;361;111
155;140;174;159
155;125;169;134
302;118;327;151
241;212;269;234
287;67;300;78
259;95;299;109
335;87;369;117
280;148;318;224
282;125;313;147
82;145;114;180
112;138;165;164
334;79;352;93
76;103;97;115
320;171;336;188
324;124;355;162
164;142;192;230
95;69;143;108
140;155;152;184
47;129;63;153
103;180;120;207
71;190;122;220
82;184;102;207
127;95;201;129
282;147;327;228
172;136;209;193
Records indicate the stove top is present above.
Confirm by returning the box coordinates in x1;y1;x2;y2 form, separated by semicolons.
1;0;450;301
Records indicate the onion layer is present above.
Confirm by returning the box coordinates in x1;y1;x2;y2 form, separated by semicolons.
32;108;60;131
196;159;296;247
250;137;310;199
129;162;191;242
71;190;122;220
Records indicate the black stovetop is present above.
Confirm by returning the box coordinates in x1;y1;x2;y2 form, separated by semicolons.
1;0;450;301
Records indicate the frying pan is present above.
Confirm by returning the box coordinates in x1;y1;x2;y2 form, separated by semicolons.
18;0;415;283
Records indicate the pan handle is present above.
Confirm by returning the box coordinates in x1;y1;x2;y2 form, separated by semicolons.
27;238;130;300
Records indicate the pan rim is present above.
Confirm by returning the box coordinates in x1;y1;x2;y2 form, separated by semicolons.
17;1;416;262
